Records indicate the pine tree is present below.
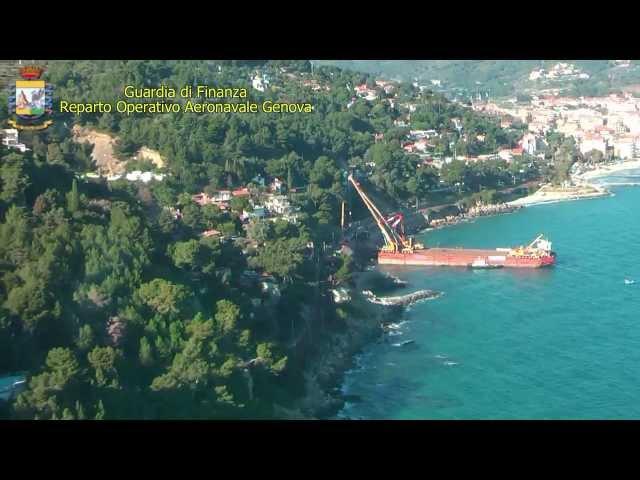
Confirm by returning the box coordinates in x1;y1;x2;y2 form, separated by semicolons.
67;178;79;213
139;337;154;367
61;408;75;420
75;400;86;420
95;400;106;420
75;324;94;351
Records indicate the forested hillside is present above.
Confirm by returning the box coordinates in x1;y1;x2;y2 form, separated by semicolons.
316;60;640;99
0;60;534;419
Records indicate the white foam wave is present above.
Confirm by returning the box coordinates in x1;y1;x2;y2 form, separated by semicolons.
597;182;640;187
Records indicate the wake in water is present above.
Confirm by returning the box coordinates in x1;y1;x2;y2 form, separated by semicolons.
433;354;459;366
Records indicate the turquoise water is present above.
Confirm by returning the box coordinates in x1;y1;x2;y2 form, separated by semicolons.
338;174;640;419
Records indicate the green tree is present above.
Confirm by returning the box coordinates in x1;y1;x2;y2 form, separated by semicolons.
0;153;30;206
249;237;306;282
335;254;353;284
66;178;80;214
214;300;241;337
168;240;201;270
139;337;155;367
76;324;95;351
245;218;271;245
229;195;251;214
88;346;120;388
95;399;106;420
137;279;190;316
46;348;81;388
75;400;86;420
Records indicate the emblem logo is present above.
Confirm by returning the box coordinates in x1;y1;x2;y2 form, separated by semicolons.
7;65;54;130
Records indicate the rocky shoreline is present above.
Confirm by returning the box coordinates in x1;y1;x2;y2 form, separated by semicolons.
291;270;400;419
427;202;521;229
293;170;634;419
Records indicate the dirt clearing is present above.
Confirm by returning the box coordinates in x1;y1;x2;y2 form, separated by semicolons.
72;125;166;175
72;125;124;176
134;146;165;168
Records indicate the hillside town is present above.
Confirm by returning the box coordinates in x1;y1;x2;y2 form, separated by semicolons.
473;92;640;162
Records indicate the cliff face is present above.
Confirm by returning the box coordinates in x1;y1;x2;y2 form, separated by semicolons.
293;275;392;418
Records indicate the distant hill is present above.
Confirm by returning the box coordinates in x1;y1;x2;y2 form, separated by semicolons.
313;60;640;99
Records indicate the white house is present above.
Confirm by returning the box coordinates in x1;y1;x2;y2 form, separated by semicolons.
270;177;284;193
364;91;378;101
1;128;29;152
264;194;292;215
241;206;267;221
613;136;637;159
252;73;269;92
520;133;538;155
579;134;607;155
192;190;231;206
124;170;165;183
498;149;514;162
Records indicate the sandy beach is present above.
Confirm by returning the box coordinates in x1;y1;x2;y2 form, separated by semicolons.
572;159;640;182
507;183;610;207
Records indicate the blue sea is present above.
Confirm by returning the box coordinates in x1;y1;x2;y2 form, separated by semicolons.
338;172;640;419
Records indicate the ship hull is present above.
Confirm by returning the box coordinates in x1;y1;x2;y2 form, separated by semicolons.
378;248;555;268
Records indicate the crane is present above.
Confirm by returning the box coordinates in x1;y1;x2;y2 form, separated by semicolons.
347;174;422;254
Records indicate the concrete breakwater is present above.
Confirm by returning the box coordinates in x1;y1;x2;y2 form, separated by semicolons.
362;289;442;306
507;183;610;207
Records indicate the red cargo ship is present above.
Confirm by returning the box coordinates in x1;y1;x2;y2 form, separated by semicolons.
348;174;556;269
378;240;556;269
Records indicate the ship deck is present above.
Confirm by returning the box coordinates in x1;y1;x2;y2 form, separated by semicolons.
421;247;506;255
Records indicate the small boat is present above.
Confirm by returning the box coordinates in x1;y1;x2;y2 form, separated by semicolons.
624;279;635;285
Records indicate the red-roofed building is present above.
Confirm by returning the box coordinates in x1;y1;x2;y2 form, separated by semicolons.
232;187;250;197
193;191;231;206
202;229;221;237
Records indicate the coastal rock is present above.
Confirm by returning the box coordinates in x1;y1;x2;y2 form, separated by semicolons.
294;273;394;418
363;289;442;306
